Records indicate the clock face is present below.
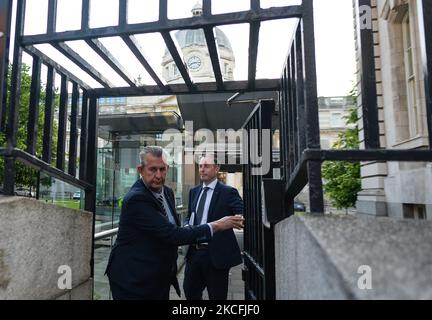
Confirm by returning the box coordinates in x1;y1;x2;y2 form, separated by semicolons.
187;56;202;71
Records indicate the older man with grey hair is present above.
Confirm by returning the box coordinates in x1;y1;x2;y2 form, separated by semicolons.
105;146;244;300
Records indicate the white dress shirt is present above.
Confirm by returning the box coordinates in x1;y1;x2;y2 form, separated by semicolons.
195;179;218;225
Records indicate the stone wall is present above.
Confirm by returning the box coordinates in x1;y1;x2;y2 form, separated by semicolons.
0;196;93;300
275;214;432;299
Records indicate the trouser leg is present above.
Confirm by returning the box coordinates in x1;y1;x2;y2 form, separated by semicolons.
206;266;230;300
183;249;207;300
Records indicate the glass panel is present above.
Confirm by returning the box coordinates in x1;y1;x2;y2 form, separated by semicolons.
408;78;418;136
96;147;121;230
93;139;117;300
38;173;85;210
93;236;115;300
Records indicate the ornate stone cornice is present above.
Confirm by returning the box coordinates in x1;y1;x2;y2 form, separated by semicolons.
381;0;409;23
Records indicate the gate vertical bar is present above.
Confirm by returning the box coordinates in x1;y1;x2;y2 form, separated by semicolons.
68;83;79;175
81;0;89;31
79;91;89;180
3;0;26;195
301;0;323;213
261;100;275;300
355;0;380;149
26;56;41;155
295;27;306;155
119;0;128;27
56;75;68;171
0;0;13;132
85;97;98;278
47;0;57;34
42;66;55;164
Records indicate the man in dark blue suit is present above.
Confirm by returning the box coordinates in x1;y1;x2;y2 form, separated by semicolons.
105;147;244;300
183;155;244;300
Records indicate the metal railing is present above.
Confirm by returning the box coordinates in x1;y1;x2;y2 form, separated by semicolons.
94;228;118;242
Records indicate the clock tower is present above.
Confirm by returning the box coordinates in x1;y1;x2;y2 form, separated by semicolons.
161;1;236;84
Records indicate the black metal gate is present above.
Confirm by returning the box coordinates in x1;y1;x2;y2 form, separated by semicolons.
241;0;320;299
242;99;275;300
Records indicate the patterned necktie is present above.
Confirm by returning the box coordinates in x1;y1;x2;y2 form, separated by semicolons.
194;187;209;226
157;194;167;217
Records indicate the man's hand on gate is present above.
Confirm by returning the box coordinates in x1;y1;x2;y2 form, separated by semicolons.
210;215;245;233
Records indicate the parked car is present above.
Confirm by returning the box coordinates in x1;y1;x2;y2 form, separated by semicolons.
72;191;81;200
294;201;306;212
14;187;35;197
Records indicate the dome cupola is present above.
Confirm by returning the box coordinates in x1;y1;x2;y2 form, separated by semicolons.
161;1;235;83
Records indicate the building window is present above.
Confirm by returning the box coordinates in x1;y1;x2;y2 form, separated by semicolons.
402;11;420;137
320;139;330;149
330;112;344;128
114;97;125;105
403;204;427;220
173;65;179;76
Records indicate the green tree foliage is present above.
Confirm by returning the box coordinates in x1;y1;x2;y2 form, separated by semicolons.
322;93;361;210
0;63;58;191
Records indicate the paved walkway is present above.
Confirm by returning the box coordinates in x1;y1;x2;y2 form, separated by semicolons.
170;260;245;300
94;244;245;300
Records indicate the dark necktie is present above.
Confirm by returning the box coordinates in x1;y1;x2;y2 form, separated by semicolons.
195;187;209;226
157;194;167;217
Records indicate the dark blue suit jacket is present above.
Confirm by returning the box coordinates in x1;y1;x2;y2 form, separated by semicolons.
186;181;243;269
105;179;211;299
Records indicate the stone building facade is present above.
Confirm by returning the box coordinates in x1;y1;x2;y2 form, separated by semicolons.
354;0;432;219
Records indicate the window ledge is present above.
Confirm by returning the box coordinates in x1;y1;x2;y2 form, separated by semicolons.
392;135;429;149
